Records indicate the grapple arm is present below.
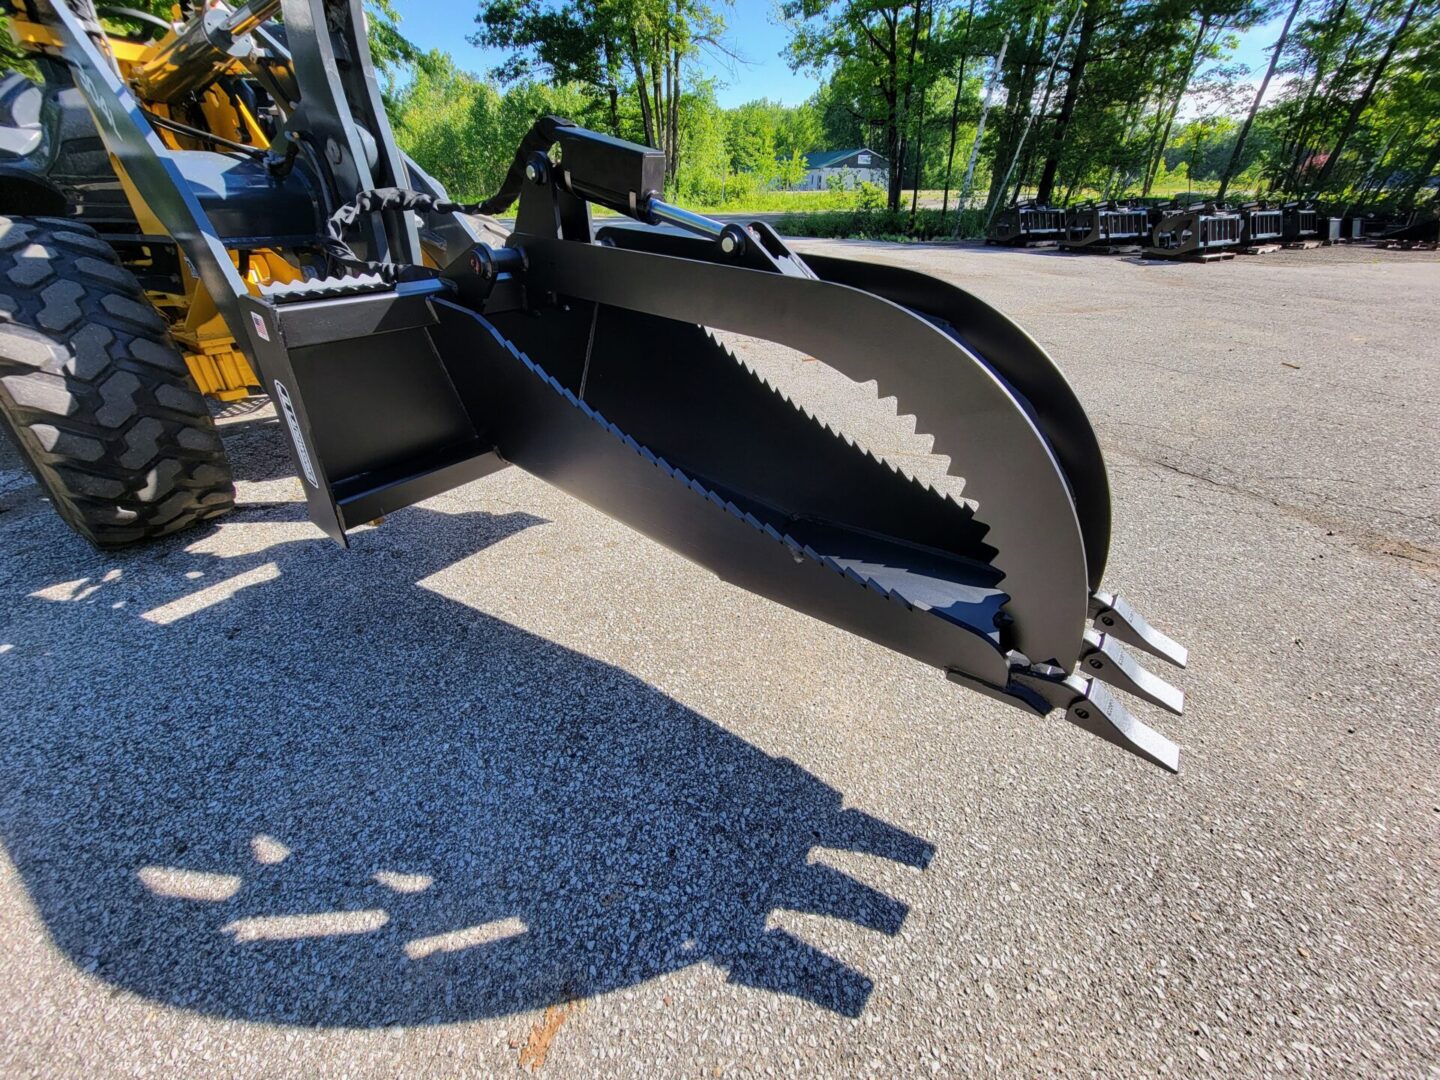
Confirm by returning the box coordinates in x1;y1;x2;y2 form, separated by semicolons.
248;123;1190;772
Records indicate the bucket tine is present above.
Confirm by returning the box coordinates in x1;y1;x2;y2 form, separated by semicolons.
1063;682;1181;773
1089;592;1188;669
1080;630;1184;715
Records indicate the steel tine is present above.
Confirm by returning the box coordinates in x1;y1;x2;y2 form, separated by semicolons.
1065;681;1180;774
1089;591;1188;668
1080;630;1184;715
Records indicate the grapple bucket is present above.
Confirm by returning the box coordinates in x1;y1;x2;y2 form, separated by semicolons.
247;123;1188;772
1236;203;1284;245
1281;203;1319;242
987;201;1066;246
1061;202;1149;251
1146;202;1242;258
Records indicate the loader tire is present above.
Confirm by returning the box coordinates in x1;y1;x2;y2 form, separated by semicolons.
0;215;234;548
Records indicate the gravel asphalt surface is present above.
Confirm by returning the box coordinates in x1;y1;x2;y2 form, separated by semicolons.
0;240;1436;1078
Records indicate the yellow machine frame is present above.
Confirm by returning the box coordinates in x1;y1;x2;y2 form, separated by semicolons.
8;9;303;400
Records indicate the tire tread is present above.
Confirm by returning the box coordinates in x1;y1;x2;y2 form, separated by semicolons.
0;215;234;548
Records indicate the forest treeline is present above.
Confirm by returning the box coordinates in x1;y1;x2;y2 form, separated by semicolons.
2;0;1435;215
388;0;1438;213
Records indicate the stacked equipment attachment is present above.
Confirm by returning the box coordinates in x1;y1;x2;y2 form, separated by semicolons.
1281;202;1320;244
1374;211;1439;250
1060;201;1149;253
1341;211;1401;241
987;200;1066;246
1235;202;1285;250
1145;201;1242;260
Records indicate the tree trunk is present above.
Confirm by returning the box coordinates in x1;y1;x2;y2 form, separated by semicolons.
1286;0;1380;189
1217;0;1303;200
892;0;924;211
629;33;656;147
1274;0;1347;190
1315;0;1420;189
1398;135;1440;208
1035;0;1098;203
1014;12;1067;201
992;0;1080;212
910;0;933;218
940;0;976;218
955;31;1008;230
665;43;680;182
911;80;926;216
985;2;1051;208
1144;14;1209;196
601;40;623;136
651;44;665;154
885;10;903;210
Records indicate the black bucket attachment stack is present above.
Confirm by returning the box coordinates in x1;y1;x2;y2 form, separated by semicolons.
1060;201;1149;253
1281;202;1320;244
1235;202;1284;251
1342;210;1401;241
1145;201;1242;260
246;122;1190;773
987;200;1066;246
1374;210;1439;250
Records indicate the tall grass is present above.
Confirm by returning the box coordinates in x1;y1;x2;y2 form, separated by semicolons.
772;207;987;241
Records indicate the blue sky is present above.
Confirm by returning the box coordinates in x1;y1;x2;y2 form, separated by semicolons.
390;0;1286;110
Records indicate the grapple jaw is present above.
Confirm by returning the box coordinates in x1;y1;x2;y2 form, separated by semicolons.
248;122;1189;772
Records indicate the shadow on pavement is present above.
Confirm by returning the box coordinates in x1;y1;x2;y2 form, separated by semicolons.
0;444;934;1024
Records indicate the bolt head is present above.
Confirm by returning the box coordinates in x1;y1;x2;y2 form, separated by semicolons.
1074;708;1090;720
720;235;736;253
1088;658;1103;669
1101;615;1114;626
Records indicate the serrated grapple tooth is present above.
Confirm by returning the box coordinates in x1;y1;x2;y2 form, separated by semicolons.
431;300;1014;687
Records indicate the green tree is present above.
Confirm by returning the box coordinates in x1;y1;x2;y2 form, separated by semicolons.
784;0;931;208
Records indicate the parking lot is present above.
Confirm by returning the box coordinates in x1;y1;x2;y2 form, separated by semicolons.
0;240;1436;1077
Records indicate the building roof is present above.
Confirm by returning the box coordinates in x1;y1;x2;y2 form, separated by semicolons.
801;148;885;169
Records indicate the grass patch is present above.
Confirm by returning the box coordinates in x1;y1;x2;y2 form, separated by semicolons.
772;207;986;241
688;189;878;214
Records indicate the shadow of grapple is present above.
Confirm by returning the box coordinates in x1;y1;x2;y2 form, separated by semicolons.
0;435;935;1025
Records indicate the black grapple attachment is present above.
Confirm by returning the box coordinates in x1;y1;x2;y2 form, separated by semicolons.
986;200;1066;246
1234;202;1284;246
246;122;1189;771
1281;202;1320;243
1145;201;1243;259
1060;201;1149;252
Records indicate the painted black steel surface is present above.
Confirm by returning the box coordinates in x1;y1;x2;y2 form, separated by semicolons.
429;299;1014;686
515;236;1088;668
800;252;1112;589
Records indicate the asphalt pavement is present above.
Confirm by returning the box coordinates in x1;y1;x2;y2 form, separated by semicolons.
0;240;1435;1077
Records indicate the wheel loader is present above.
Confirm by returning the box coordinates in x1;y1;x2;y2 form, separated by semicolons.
0;0;1188;770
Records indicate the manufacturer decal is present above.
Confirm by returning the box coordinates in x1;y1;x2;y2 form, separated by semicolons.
272;380;320;489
